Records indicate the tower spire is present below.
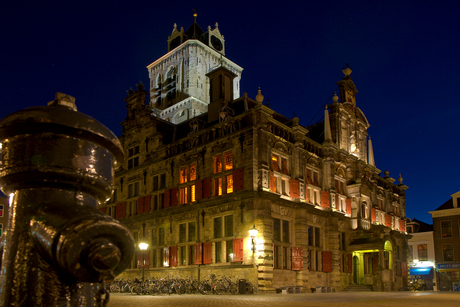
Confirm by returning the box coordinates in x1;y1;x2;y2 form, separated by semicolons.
324;105;332;143
368;136;375;166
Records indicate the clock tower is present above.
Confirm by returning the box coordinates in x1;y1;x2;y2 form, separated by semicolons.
147;15;243;124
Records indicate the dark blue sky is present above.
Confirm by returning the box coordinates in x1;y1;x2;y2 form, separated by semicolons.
1;1;459;224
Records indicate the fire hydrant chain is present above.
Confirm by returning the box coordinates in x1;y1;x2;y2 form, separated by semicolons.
97;280;110;307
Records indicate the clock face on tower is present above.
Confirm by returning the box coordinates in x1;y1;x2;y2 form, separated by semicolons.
211;35;223;51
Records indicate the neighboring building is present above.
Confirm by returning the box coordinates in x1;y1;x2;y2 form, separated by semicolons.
429;191;460;291
406;218;435;290
101;17;410;292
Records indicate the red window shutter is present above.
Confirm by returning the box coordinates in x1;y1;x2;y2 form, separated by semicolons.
195;243;203;264
290;179;300;199
214;178;219;196
122;202;127;218
401;261;408;277
322;251;333;272
164;189;170;208
138;196;144;214
346;199;351;214
335;180;339;192
137;251;143;268
340;182;345;195
291;247;303;271
372;257;378;274
170;188;178;206
233;238;244;262
196;179;203;200
371;208;376;222
233;168;244;192
385;214;391;227
144;195;151;212
203;178;211;198
348;253;352;273
203;242;212;264
400;219;406;232
116;202;122;218
100;207;106;214
170;246;177;267
320;191;330;208
269;171;275;193
163;247;170;267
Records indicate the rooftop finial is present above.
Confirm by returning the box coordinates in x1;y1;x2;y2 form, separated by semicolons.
193;8;197;22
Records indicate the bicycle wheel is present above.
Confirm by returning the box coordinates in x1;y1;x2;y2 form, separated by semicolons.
131;285;142;295
110;285;120;293
246;283;254;294
229;283;238;295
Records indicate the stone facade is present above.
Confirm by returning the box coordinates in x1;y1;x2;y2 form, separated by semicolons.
101;19;410;293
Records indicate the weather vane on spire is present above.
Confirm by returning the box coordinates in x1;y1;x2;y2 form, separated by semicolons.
193;8;197;22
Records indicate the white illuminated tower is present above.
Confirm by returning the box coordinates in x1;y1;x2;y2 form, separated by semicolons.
147;14;243;124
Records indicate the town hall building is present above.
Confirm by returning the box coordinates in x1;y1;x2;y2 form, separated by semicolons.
100;16;410;292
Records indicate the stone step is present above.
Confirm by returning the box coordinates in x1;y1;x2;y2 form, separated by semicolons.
342;284;373;292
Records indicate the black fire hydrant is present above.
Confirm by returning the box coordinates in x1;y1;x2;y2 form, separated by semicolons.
0;93;134;306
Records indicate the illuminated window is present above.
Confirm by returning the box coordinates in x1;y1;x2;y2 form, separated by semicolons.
180;166;188;184
0;205;3;217
190;163;196;181
441;221;452;238
418;244;428;261
180;187;187;204
224;151;233;170
226;174;233;194
272;155;279;172
191;185;196;202
213;155;222;173
216;178;222;196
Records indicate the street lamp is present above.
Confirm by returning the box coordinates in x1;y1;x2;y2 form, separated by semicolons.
139;241;149;281
249;224;258;253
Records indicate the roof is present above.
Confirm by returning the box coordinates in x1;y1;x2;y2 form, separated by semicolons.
435;198;453;211
185;22;205;40
411;218;433;232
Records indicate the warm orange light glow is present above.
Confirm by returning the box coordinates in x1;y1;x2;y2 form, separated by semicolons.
180;187;187;204
272;155;279;172
180;166;188;183
217;178;222;196
190;163;196;181
226;174;233;194
213;155;222;173
224;151;233;170
191;184;196;202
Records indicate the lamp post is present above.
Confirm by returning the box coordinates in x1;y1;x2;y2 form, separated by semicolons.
249;224;258;253
139;241;148;281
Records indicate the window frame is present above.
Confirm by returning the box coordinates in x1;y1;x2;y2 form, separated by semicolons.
441;220;453;238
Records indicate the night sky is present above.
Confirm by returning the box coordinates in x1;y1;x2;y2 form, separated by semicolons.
1;1;459;224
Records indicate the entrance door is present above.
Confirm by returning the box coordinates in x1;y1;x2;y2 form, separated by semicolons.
353;256;359;284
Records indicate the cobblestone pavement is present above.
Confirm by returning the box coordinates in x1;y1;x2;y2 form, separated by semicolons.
107;291;460;307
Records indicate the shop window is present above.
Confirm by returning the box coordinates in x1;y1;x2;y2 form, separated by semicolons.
418;244;428;261
443;244;454;261
441;221;452;238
